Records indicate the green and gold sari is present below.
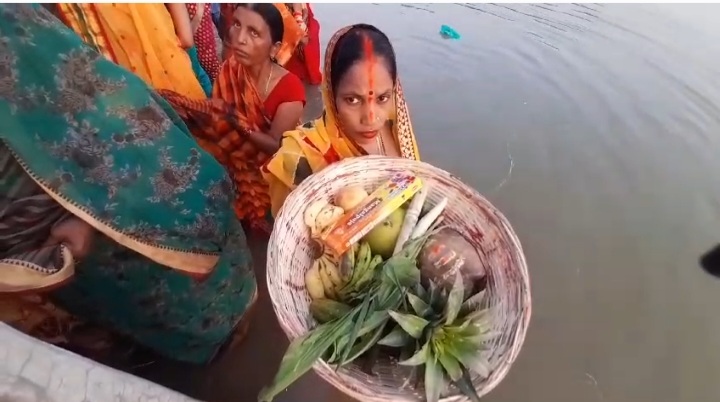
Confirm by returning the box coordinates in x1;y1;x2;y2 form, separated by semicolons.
0;4;256;364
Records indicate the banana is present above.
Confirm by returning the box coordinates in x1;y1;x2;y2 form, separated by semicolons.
350;242;372;283
315;204;345;234
339;246;355;280
304;200;329;235
318;260;338;299
321;254;344;288
368;254;383;271
305;260;325;300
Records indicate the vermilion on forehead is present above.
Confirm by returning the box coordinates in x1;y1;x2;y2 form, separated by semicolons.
362;34;376;118
336;59;393;97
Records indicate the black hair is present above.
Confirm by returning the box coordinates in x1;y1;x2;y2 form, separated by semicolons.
330;24;398;94
235;3;284;44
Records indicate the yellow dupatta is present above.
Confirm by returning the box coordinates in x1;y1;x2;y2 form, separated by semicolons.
56;3;206;99
262;24;420;216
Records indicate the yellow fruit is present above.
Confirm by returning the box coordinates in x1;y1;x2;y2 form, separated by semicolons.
318;261;338;299
321;255;344;287
304;200;329;234
315;205;345;234
363;208;406;259
305;261;325;300
334;186;369;212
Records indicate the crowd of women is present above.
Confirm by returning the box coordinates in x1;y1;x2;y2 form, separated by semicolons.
0;3;420;365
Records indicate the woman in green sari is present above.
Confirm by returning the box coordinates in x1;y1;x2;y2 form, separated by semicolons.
0;4;256;364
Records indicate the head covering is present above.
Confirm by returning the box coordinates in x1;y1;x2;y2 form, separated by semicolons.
219;3;303;65
262;24;420;216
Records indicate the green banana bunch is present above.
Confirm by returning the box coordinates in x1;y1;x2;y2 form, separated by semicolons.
339;242;383;302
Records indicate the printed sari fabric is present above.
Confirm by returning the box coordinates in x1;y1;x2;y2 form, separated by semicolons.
262;24;421;216
55;3;206;99
0;4;256;364
160;57;274;232
219;3;303;65
187;3;220;82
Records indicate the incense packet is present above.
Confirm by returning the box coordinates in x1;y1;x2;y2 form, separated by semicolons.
321;172;423;256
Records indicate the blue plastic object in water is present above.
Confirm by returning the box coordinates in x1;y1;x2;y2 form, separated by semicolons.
439;24;461;40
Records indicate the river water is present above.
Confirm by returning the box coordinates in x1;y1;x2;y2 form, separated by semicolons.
131;4;720;402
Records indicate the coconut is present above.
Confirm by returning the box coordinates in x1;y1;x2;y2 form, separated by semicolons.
418;228;486;295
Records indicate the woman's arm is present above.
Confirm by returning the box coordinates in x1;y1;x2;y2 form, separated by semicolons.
247;101;304;154
166;3;194;49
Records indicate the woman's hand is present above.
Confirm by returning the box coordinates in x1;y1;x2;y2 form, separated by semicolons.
44;217;96;260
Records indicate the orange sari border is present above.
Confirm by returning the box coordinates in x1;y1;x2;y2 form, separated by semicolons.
55;4;116;63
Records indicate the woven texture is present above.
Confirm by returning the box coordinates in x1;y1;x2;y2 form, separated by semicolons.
267;156;531;402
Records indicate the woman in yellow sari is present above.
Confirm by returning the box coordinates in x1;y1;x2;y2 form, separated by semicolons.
263;23;421;216
53;3;206;99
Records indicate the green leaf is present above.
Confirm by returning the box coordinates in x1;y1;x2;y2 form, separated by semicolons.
444;272;464;325
436;351;463;382
453;367;482;402
463;307;492;325
357;310;390;337
461;290;487;313
382;257;421;288
338;296;372;366
469;330;502;345
446;341;491;379
428;281;441;309
259;319;351;401
388;310;429;339
342;322;387;364
424;353;444;402
415;283;428;301
407;292;431;317
399;341;429;366
377;326;412;347
327;334;354;365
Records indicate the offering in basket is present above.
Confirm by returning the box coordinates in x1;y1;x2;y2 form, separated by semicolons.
262;156;530;402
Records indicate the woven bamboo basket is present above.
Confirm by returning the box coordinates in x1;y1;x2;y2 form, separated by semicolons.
267;156;531;402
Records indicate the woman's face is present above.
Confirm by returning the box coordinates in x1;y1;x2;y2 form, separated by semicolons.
228;7;278;66
334;58;395;143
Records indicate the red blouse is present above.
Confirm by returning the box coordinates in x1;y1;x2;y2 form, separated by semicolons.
264;72;306;120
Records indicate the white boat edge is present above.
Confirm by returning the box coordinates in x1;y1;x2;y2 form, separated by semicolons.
0;323;201;402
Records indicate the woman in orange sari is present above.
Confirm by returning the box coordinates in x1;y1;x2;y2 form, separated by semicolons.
161;4;306;233
53;3;206;99
263;24;420;216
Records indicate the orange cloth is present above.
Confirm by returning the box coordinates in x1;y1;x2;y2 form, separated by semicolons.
56;3;205;99
159;57;273;232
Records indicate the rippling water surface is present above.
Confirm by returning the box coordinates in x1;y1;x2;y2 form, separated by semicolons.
134;4;720;402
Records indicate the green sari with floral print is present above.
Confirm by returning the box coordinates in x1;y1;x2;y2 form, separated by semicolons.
0;4;256;364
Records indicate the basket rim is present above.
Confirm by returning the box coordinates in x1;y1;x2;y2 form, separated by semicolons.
266;155;532;401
